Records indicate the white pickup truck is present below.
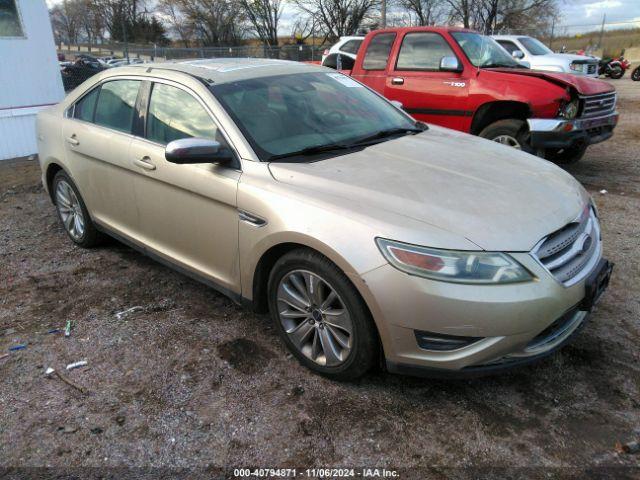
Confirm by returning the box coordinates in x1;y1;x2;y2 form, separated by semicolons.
492;35;599;77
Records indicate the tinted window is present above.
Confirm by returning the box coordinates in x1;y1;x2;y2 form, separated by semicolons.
147;83;219;145
518;37;552;56
0;0;24;37
497;40;519;54
362;33;396;70
340;39;363;55
73;87;100;122
397;32;456;70
322;53;356;70
94;80;140;133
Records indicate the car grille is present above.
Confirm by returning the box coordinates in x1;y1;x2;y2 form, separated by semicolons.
532;206;601;285
586;63;597;75
580;92;617;118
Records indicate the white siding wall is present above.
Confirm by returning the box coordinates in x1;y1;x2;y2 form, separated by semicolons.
0;0;64;160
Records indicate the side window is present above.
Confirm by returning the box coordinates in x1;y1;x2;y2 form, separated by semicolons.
94;80;140;133
73;87;100;122
340;39;363;55
146;83;219;145
497;40;518;54
396;32;457;70
323;53;356;70
0;0;24;37
362;33;396;71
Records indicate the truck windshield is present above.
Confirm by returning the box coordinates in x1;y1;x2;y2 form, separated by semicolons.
451;32;521;68
518;37;553;56
210;72;420;161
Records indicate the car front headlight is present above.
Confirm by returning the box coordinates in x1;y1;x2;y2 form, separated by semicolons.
559;98;579;119
569;62;583;72
376;238;534;284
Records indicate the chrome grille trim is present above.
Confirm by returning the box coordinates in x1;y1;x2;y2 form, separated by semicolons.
531;207;602;286
580;92;617;118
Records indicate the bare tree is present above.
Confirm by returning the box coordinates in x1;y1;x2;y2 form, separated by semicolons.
239;0;282;46
293;0;380;40
49;0;84;45
397;0;446;25
158;0;195;47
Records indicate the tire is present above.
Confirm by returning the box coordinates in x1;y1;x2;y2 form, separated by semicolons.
478;119;542;157
632;67;640;81
52;170;104;248
544;144;588;165
609;66;624;79
267;248;379;380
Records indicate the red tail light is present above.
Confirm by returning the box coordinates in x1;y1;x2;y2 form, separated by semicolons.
323;49;329;56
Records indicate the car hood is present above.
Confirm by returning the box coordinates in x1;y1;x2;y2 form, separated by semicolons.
549;53;597;63
268;127;588;252
489;67;614;95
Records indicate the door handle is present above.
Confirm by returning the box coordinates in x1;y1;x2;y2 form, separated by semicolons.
391;77;404;85
66;135;80;146
133;156;156;171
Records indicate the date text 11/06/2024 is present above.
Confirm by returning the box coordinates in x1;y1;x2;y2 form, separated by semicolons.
233;468;400;478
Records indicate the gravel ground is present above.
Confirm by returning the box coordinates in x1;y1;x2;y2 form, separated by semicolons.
1;78;639;479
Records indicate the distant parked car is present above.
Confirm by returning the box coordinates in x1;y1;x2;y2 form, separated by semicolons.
321;36;364;68
98;56;120;66
61;58;105;91
109;58;144;68
492;35;599;77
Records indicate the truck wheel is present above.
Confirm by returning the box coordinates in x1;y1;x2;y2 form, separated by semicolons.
544;144;588;165
479;119;541;156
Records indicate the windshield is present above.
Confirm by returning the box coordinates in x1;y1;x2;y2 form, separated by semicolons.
451;32;520;68
518;37;553;56
210;72;418;161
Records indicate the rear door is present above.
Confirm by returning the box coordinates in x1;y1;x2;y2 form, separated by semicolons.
385;31;470;130
351;32;397;95
128;80;241;292
61;79;142;236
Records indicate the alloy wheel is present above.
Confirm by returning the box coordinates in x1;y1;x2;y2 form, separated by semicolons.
493;134;522;149
55;180;85;241
276;270;353;367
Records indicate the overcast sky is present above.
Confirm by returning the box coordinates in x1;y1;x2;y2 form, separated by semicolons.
45;0;640;34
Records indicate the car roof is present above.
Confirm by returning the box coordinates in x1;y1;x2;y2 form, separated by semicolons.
492;35;529;40
372;26;477;35
124;58;322;84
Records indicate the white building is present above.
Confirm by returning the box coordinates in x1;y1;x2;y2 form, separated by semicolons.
0;0;64;160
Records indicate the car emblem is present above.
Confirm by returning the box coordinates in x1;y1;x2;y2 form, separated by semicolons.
579;234;593;255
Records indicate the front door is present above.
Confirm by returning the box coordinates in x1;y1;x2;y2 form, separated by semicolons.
62;79;142;237
384;32;470;131
128;80;241;292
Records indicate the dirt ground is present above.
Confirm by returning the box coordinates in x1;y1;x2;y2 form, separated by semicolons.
1;78;639;479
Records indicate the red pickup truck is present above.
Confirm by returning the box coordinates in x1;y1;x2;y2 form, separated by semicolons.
344;27;618;164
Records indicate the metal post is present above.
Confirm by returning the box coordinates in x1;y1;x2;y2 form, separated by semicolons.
121;14;129;62
381;0;387;29
598;14;606;51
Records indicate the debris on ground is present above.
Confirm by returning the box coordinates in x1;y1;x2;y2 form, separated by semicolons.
600;189;608;194
0;353;9;361
45;367;88;394
8;344;26;351
64;320;72;337
615;440;640;454
66;360;88;371
47;329;62;334
115;306;144;320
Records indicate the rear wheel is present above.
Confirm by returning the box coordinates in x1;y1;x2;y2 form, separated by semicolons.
268;249;378;380
52;171;103;248
609;66;624;79
632;66;640;81
478;119;542;157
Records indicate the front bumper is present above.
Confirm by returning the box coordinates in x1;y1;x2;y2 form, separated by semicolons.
357;252;609;376
527;112;618;149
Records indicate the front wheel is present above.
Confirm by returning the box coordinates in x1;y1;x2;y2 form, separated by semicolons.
544;144;588;165
609;66;624;79
478;119;542;157
268;249;378;380
632;66;640;81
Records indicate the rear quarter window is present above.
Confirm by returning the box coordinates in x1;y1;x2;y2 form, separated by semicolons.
340;39;363;55
362;33;396;70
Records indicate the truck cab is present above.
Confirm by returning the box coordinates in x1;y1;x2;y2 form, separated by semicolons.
348;27;618;164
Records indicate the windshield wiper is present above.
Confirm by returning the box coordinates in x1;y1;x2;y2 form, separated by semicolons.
267;142;353;161
349;126;424;146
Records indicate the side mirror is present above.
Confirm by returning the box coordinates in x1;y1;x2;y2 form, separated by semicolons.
512;50;525;60
439;56;461;72
390;100;403;109
165;138;233;165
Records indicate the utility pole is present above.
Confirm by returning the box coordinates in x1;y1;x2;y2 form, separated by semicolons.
598;13;606;51
381;0;387;29
121;13;129;62
549;17;555;50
